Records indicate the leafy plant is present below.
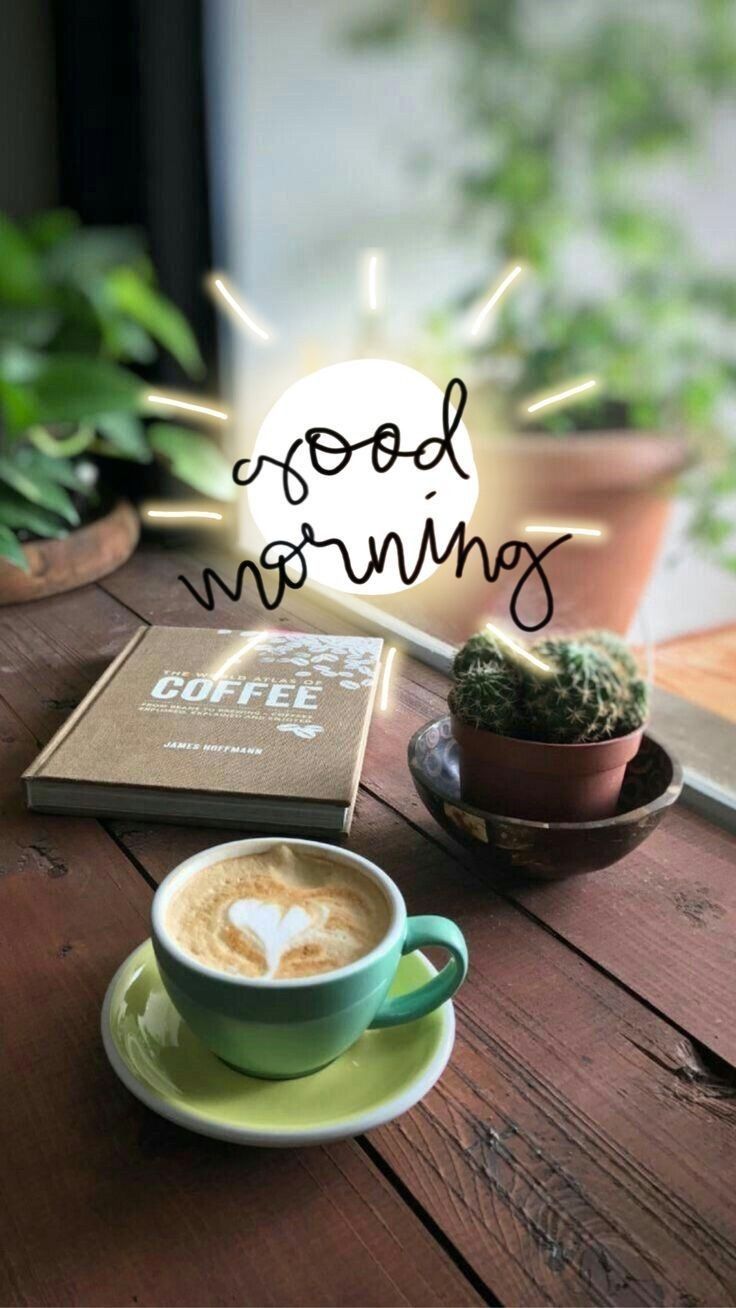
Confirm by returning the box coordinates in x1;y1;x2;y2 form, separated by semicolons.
448;628;648;744
0;209;233;570
348;0;736;566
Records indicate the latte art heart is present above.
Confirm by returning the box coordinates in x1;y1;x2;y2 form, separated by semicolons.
228;899;314;977
166;844;391;979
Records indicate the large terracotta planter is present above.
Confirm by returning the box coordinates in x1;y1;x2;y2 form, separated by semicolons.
377;432;689;642
0;500;139;605
451;714;646;822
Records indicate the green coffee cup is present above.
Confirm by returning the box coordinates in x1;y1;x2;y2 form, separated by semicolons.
151;837;468;1079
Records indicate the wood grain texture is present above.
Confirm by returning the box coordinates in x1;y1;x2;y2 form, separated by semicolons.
654;625;736;724
2;552;736;1304
112;789;736;1306
97;547;736;1066
0;699;482;1307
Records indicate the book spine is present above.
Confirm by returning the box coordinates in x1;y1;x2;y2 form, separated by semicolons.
344;641;384;829
22;625;150;783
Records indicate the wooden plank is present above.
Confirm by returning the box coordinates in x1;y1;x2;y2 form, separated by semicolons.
86;779;736;1302
0;698;483;1307
5;568;736;1304
108;788;736;1308
654;625;736;724
96;547;736;1068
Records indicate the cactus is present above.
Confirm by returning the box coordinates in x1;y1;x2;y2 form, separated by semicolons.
451;630;507;681
526;638;627;743
577;629;640;682
448;662;522;737
450;628;648;745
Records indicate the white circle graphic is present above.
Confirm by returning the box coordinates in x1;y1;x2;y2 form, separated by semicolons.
246;358;478;595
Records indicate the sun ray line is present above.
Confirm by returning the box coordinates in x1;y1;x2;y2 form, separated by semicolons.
485;622;551;674
146;394;229;421
367;254;378;312
526;379;597;414
212;631;269;681
469;264;523;338
146;509;224;522
211;275;270;342
525;523;602;538
379;645;397;711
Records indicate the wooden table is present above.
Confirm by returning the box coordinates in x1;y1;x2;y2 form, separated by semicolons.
654;625;736;723
2;542;736;1308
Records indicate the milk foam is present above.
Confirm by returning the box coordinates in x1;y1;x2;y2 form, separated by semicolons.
227;899;314;977
166;844;391;979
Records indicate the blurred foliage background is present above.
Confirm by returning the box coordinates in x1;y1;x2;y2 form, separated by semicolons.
348;0;736;567
0;210;233;570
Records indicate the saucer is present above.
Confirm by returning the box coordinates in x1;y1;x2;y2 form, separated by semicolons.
102;940;455;1146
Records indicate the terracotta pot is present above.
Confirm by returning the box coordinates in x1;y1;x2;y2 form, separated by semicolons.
451;714;646;822
377;432;689;643
0;500;139;605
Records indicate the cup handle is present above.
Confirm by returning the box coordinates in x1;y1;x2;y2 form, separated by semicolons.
369;916;468;1028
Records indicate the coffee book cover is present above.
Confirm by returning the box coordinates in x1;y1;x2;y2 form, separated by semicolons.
24;626;383;834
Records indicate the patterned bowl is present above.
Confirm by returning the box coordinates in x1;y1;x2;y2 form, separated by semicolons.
408;717;683;878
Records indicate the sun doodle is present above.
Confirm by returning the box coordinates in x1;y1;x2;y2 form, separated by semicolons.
143;256;602;681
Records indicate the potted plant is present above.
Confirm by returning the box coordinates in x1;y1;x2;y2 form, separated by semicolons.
448;629;649;822
347;3;736;638
0;209;233;603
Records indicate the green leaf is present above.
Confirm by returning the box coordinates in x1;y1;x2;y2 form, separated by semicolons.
0;378;39;434
629;400;660;429
100;315;157;364
709;449;736;495
0;454;80;524
601;209;681;263
26;209;80;251
106;268;203;376
44;227;147;287
0;524;29;571
148;424;235;501
690;508;733;548
680;374;723;427
0;488;68;539
29;354;142;424
0;215;43;304
0;305;60;348
0;343;42;384
95;412;153;463
14;445;92;492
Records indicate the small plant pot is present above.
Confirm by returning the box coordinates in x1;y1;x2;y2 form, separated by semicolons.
0;500;139;606
451;715;646;822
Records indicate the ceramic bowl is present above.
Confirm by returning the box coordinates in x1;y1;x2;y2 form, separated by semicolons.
408;717;683;878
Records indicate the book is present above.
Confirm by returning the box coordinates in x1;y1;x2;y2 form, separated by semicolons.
23;626;383;835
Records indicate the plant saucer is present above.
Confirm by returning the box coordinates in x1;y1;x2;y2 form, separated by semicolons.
408;716;682;877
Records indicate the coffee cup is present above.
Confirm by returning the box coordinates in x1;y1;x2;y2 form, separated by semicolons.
151;836;468;1079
